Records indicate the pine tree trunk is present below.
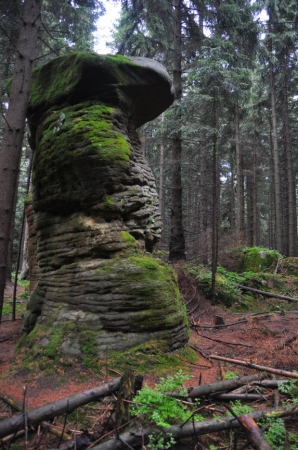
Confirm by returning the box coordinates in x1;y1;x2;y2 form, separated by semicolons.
246;172;253;246
169;0;186;262
211;95;218;304
269;25;283;254
252;132;258;246
235;104;244;234
159;113;165;219
282;54;297;256
0;0;42;320
199;137;208;264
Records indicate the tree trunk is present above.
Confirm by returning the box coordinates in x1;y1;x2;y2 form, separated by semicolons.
282;53;297;256
252;131;258;246
199;134;209;264
0;0;42;320
169;0;186;263
235;104;244;234
237;415;273;450
211;94;218;303
159;113;165;219
269;24;283;254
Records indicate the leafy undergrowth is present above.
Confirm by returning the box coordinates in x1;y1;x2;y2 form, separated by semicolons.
1;278;29;318
182;254;298;312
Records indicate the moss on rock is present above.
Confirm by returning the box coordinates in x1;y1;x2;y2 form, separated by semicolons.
240;247;282;273
20;52;188;368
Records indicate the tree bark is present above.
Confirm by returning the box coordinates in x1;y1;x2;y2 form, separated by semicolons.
282;52;297;256
269;19;283;254
235;104;244;234
237;415;273;450
235;283;298;303
211;94;218;303
0;0;42;321
187;373;266;399
169;0;186;263
210;355;298;379
199;133;209;264
252;131;258;246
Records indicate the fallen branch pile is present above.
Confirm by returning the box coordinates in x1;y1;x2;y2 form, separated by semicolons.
1;361;298;450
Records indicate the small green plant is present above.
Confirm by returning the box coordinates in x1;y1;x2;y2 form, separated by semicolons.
148;432;176;450
225;370;239;380
132;371;205;449
227;400;254;416
131;370;191;428
263;418;286;450
278;375;298;402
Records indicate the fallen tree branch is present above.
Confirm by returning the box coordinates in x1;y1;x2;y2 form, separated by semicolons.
0;377;121;439
90;403;298;450
198;333;253;348
210;355;298;379
236;284;298;303
224;404;273;450
192;319;247;329
213;393;265;401
237;415;273;450
252;379;289;388
0;391;74;442
0;392;23;412
274;332;298;350
187;373;267;399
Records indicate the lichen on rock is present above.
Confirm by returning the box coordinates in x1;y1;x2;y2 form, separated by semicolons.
22;52;188;365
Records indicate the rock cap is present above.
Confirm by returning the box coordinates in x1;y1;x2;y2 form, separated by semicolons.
28;52;174;127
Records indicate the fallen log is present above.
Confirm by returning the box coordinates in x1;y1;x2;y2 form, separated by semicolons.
90;403;298;450
237;415;273;450
236;284;298;303
192;319;247;329
0;392;75;441
212;393;264;401
210;355;298;379
224;404;273;450
274;332;298;350
198;333;253;347
0;392;23;412
187;373;267;399
252;379;289;388
0;377;121;439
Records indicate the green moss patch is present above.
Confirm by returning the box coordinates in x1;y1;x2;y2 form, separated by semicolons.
279;257;298;276
239;247;281;273
121;231;136;244
33;102;131;210
15;320;193;377
28;52;138;112
107;343;197;376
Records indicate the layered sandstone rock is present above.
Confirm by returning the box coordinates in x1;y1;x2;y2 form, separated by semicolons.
22;53;188;359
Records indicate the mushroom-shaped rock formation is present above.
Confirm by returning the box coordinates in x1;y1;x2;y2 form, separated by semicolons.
22;52;189;364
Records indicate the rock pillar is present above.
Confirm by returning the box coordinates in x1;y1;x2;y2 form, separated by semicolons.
22;53;188;362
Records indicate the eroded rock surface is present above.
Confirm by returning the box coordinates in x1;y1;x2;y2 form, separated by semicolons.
22;52;188;360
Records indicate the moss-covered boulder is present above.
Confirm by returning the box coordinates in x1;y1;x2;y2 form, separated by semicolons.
239;247;281;273
22;52;188;362
279;257;298;275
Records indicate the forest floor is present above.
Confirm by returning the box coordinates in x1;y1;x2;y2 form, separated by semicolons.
1;283;297;408
0;280;298;449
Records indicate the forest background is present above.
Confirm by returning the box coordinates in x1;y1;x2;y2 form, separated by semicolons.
1;0;298;313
